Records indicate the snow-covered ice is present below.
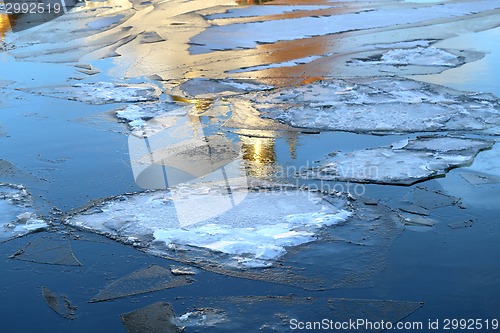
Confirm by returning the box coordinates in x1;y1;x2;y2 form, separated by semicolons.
27;82;161;105
301;136;494;185
190;1;500;54
249;77;500;134
64;187;351;268
0;183;47;241
352;47;463;67
116;101;187;130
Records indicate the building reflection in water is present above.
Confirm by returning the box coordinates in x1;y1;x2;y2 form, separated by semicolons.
0;14;13;42
239;133;298;179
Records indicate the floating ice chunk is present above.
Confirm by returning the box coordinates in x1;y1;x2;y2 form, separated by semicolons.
27;82;161;105
252;77;500;134
11;237;82;266
380;47;460;66
190;1;500;54
41;287;77;320
174;308;227;328
91;265;193;302
121;302;180;333
353;47;462;67
228;55;326;74
0;183;48;241
403;186;461;210
116;102;187;130
302;136;494;185
65;187;351;268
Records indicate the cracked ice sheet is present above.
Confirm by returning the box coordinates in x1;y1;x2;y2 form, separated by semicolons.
302;136;494;185
65;187;351;269
26;82;161;105
253;77;500;134
365;47;461;67
189;1;500;54
0;183;47;242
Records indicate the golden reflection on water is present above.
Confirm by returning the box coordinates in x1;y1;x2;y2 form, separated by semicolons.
0;14;12;41
240;135;277;178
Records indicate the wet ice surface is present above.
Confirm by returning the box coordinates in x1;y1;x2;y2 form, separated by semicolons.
91;265;193;302
366;47;461;67
11;237;82;266
302;136;495;185
0;183;47;241
65;187;352;269
2;0;500;331
252;77;500;134
27;82;161;105
190;1;500;54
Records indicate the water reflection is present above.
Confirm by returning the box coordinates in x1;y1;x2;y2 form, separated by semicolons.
0;14;12;41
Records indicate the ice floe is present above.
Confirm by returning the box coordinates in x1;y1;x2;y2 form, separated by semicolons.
190;1;500;54
352;47;464;67
27;82;161;105
91;265;193;302
0;183;47;241
64;187;351;268
301;136;494;185
116;101;187;130
248;77;500;134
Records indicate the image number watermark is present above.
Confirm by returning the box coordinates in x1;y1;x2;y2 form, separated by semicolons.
0;0;81;32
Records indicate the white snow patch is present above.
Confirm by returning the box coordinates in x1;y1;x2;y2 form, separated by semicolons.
65;188;351;268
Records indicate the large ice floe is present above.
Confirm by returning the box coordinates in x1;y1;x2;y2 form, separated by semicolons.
0;183;47;241
301;136;495;185
244;77;500;135
26;82;161;105
64;185;351;269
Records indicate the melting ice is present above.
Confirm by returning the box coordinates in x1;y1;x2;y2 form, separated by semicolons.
248;77;500;134
0;183;47;241
64;187;351;268
301;136;494;185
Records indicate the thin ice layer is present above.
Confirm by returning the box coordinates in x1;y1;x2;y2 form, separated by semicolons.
189;1;500;54
27;82;160;105
254;77;500;134
0;183;47;241
353;47;463;67
302;136;494;185
65;187;351;268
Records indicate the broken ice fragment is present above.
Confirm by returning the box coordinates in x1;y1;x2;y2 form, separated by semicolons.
121;302;181;333
26;82;161;105
170;266;197;276
403;186;460;209
448;220;474;229
174;308;227;328
398;212;436;227
398;204;430;216
90;265;193;302
250;77;500;134
11;237;82;266
1;183;48;241
41;287;77;320
116;101;186;130
460;173;500;185
302;136;494;185
352;47;465;67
